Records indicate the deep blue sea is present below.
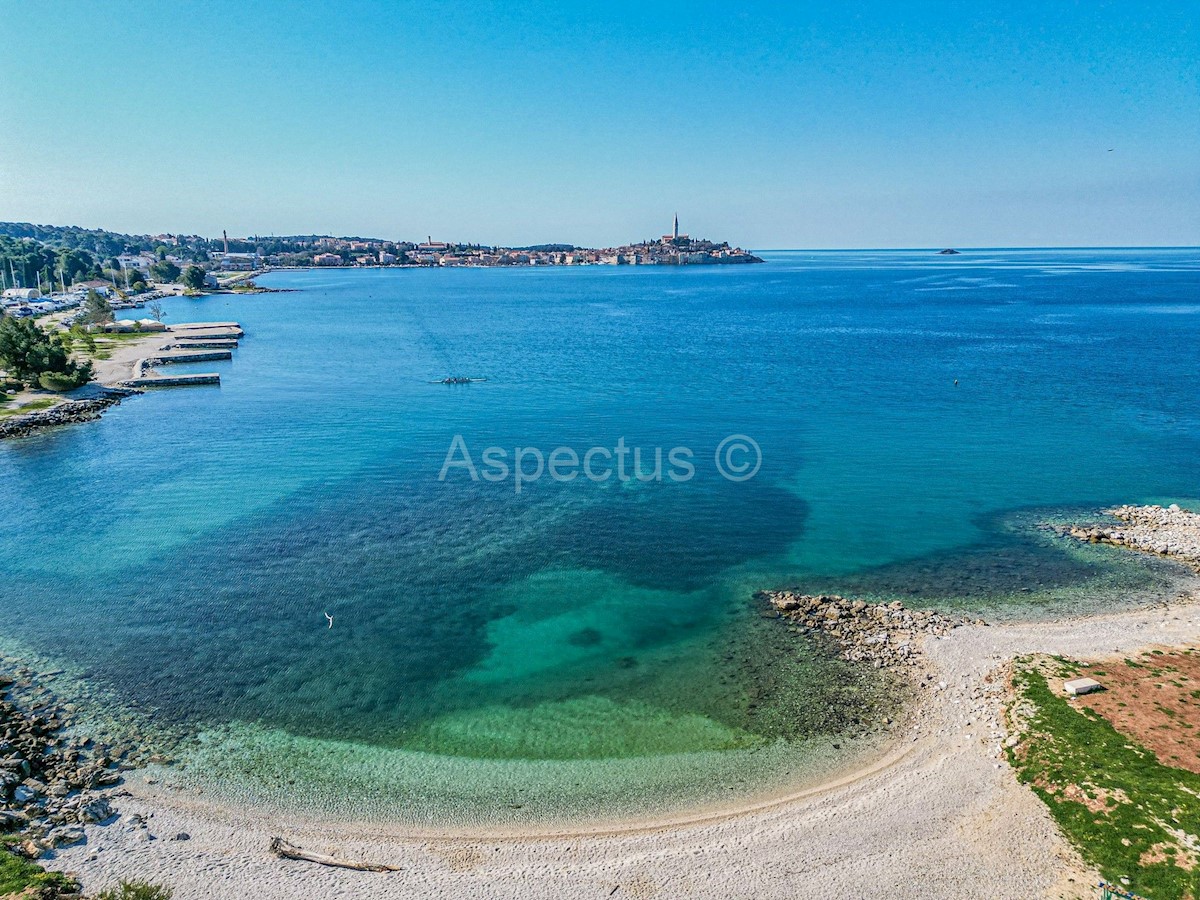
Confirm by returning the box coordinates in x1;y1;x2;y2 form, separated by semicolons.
1;249;1198;826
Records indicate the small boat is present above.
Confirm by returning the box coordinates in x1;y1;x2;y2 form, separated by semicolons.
430;376;488;385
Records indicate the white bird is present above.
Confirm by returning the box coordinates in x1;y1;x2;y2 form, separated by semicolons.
324;612;334;629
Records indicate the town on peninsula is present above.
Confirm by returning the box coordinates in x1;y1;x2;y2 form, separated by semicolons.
0;215;761;311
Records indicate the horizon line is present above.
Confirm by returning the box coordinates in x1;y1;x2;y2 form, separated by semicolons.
753;245;1200;252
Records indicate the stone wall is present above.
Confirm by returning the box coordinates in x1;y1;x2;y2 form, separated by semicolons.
0;390;139;440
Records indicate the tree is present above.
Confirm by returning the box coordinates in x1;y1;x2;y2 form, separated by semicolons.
181;265;207;291
54;247;97;285
150;259;181;282
0;316;92;389
69;323;97;354
82;289;114;325
147;299;166;322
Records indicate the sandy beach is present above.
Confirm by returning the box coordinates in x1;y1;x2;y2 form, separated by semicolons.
42;584;1200;900
89;332;177;386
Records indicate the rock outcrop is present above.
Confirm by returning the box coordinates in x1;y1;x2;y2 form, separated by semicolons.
757;590;976;668
0;665;142;860
1061;504;1200;570
0;389;139;440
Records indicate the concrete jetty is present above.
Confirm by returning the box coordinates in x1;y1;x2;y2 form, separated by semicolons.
171;339;238;349
169;322;245;340
172;321;241;330
121;374;220;388
144;350;233;365
114;321;240;389
170;329;242;340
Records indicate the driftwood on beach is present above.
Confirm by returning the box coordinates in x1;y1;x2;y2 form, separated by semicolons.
269;836;403;872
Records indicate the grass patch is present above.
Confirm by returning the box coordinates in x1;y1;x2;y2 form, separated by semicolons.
93;331;162;342
0;837;76;896
93;880;174;900
84;331;165;360
0;397;58;419
1009;657;1200;899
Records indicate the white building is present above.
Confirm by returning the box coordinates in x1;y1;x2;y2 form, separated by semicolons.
117;254;154;274
220;252;259;271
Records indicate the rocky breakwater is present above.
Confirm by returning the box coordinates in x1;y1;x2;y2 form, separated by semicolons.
0;389;140;440
757;590;977;668
1061;503;1200;571
0;667;142;861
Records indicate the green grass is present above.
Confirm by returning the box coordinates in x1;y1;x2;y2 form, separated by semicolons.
0;837;76;896
0;397;57;419
93;330;162;342
93;880;174;900
83;330;164;360
1009;658;1200;899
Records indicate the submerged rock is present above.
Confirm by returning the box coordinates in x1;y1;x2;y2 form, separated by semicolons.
1059;504;1200;570
0;666;130;861
756;590;972;668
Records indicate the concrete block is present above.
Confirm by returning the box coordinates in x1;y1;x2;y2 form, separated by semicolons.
1064;677;1103;696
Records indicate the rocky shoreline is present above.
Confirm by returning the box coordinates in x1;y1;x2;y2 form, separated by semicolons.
0;389;140;440
1059;503;1200;570
0;662;159;876
757;590;980;668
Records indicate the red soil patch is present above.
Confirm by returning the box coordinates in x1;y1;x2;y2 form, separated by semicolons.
1074;646;1200;774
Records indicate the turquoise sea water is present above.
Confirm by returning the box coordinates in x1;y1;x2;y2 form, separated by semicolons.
1;249;1199;826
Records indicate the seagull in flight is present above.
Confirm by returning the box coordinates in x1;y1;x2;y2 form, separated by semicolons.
324;611;334;629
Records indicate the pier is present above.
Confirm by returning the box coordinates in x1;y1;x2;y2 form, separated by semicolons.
167;330;242;340
144;350;233;365
169;322;246;340
115;322;242;389
121;374;221;387
170;339;239;349
171;321;243;331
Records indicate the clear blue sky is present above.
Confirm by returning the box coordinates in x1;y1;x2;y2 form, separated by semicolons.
1;1;1196;248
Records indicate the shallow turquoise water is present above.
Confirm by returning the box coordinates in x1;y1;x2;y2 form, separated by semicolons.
1;249;1198;825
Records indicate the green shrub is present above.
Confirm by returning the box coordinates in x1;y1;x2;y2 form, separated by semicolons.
38;368;91;392
0;840;77;896
92;880;174;900
1;317;94;388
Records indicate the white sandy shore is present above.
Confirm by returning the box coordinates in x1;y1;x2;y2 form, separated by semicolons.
46;588;1200;900
90;333;177;386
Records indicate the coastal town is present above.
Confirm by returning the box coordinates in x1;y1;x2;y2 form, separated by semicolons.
306;215;762;268
0;215;761;437
0;216;759;323
0;216;760;318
